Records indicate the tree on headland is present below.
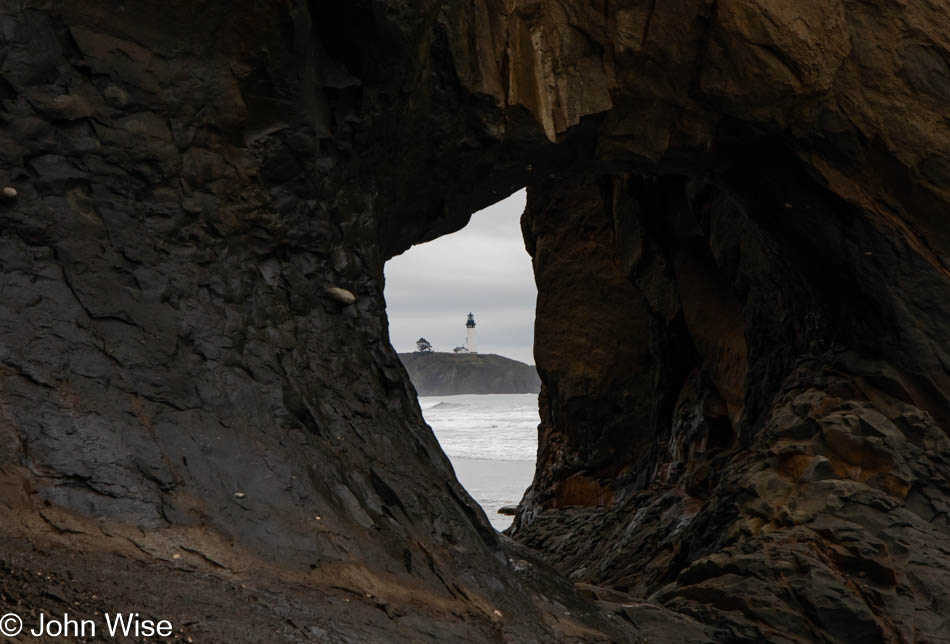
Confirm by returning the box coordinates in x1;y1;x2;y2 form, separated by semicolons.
416;338;433;353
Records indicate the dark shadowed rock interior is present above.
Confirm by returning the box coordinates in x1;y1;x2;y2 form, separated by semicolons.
1;1;949;642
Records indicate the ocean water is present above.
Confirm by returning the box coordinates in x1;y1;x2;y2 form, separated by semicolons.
419;393;539;530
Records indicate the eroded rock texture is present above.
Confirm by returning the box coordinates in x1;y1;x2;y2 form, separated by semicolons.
1;0;949;642
507;2;950;640
516;167;950;641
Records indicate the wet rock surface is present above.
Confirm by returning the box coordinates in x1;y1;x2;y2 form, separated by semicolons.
0;0;949;641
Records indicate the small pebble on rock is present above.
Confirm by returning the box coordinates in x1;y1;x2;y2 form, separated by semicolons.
1;186;17;200
326;287;356;305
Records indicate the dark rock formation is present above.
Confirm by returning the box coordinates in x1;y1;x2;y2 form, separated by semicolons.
515;170;950;641
399;352;540;396
1;0;949;641
0;3;629;641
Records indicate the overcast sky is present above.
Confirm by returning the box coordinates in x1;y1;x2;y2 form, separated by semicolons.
384;190;537;364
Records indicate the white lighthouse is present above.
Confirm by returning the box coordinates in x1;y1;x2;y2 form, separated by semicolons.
465;312;478;354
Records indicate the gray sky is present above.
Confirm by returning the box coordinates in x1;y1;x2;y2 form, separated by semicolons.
384;190;537;364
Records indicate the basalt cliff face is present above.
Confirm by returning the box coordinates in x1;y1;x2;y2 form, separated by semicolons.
1;1;949;642
399;353;540;396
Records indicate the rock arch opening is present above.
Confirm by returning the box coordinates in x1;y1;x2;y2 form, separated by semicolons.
385;190;539;530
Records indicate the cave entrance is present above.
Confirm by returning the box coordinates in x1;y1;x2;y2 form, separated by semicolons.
384;190;539;530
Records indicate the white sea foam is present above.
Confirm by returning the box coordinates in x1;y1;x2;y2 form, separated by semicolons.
424;401;470;410
420;393;539;462
420;393;539;530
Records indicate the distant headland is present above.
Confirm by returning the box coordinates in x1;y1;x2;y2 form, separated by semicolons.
399;352;540;396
